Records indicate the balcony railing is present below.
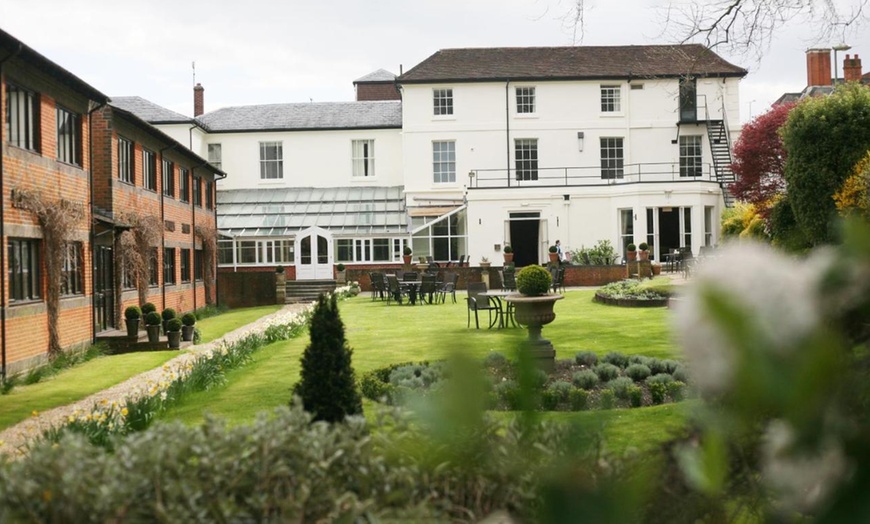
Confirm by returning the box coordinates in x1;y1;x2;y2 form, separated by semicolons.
467;162;720;189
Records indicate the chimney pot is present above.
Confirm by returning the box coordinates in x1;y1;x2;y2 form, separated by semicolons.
844;53;863;83
193;83;204;117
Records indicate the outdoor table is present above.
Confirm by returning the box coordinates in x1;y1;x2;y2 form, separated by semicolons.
400;281;423;305
480;290;519;328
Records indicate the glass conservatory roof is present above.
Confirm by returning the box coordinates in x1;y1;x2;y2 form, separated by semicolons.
216;186;407;237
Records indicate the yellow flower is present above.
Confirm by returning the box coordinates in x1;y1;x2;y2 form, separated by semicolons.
121;407;129;417
68;415;75;423
31;410;39;417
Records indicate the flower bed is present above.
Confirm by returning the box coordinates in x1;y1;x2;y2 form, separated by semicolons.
359;350;689;412
593;279;670;307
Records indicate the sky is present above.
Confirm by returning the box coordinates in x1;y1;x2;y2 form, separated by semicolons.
1;0;868;123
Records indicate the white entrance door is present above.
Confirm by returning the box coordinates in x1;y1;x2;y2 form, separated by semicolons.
295;226;334;280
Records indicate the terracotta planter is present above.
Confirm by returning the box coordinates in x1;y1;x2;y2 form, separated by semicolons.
504;294;564;372
402;255;412;265
146;325;161;344
652;264;662;276
125;318;140;339
182;325;195;342
549;252;559;264
167;331;182;349
503;253;514;264
627;251;637;262
639;250;650;261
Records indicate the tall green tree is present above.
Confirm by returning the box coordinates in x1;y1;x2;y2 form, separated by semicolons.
780;83;870;245
294;293;362;423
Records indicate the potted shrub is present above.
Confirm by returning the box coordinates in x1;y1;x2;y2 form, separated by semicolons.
548;245;559;264
626;243;638;262
141;302;157;316
336;263;346;284
638;242;650;261
503;244;514;264
145;311;162;344
165;318;183;349
124;306;141;339
275;265;284;274
181;313;196;342
479;256;491;269
403;246;413;265
161;308;176;335
506;265;563;372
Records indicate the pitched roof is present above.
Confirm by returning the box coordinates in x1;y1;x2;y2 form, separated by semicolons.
197;100;402;132
0;27;108;103
354;69;397;84
398;45;747;83
110;96;192;124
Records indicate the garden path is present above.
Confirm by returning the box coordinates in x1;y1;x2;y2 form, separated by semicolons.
0;303;311;459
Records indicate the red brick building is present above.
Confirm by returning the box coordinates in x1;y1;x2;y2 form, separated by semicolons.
0;28;222;376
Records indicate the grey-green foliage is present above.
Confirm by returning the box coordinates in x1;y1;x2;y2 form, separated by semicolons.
625;364;651;382
597;280;668;300
599;389;615;410
389;363;443;389
781;83;870;245
602;351;629;368
646;373;675;387
628;385;643;407
574;350;598;367
607;377;635;400
0;403;567;522
593;363;620;382
572;370;599;390
571;239;618;265
546;380;574;401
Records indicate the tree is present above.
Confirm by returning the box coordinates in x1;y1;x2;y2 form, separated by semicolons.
730;101;795;215
780;83;870;245
569;1;868;57
294;293;362;423
834;151;870;219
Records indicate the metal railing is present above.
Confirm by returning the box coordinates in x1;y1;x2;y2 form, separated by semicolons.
466;162;721;189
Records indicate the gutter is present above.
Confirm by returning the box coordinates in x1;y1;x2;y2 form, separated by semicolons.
0;43;24;380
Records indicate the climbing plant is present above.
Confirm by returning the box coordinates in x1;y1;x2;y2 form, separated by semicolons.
13;188;85;356
118;213;162;306
195;224;217;305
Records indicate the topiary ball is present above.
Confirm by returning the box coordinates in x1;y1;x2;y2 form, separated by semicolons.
516;265;552;296
166;318;183;332
145;311;162;326
141;302;157;315
161;308;177;320
181;313;197;326
124;306;142;320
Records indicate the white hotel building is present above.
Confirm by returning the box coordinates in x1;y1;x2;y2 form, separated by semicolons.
121;44;746;280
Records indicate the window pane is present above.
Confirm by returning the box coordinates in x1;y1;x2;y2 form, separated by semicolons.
118;138;134;183
432;141;456;183
237;241;257;264
516;86;535;114
56;107;79;165
433;88;453;116
679;135;703;177
352;139;375;177
515;139;538;181
600;137;624;179
207;143;222;170
259;142;283;179
601;85;621;112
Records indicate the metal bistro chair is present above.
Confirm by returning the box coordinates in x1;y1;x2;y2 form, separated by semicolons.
438;272;459;303
402;271;418;282
679;248;695;278
419;274;438;304
550;266;565;293
369;272;385;301
502;270;517;291
466;282;499;329
385;274;405;305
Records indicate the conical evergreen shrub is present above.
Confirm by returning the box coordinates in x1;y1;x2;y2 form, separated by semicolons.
293;293;362;422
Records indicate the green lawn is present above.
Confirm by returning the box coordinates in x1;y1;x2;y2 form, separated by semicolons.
0;351;179;430
164;290;688;451
196;304;284;343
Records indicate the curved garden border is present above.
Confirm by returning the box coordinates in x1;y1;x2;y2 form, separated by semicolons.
592;292;669;308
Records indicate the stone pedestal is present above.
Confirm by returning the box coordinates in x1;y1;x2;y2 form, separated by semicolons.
276;272;286;304
505;294;564;372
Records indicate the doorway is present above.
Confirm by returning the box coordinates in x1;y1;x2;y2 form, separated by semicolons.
507;213;541;267
295;226;334;280
679;77;697;123
94;245;114;332
658;208;681;257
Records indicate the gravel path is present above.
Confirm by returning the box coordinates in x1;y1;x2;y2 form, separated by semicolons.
0;303;311;459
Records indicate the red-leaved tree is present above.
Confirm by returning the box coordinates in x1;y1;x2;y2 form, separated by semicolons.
731;102;797;214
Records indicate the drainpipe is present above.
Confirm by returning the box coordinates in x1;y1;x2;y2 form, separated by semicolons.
88;100;107;341
0;44;23;380
505;80;511;187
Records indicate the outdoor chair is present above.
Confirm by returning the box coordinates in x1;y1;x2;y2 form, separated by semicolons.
385;275;406;305
419;274;438;304
457;255;467;267
426;255;439;268
466;282;499;329
502;270;516;291
550;266;565;293
679;248;695;278
437;272;459;303
369;272;386;301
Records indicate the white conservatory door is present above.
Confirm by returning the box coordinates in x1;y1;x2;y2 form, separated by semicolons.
295;227;334;280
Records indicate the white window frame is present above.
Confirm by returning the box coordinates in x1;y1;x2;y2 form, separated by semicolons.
600;85;622;113
208;143;222;170
679;135;703;177
600;137;624;179
619;208;634;259
514;138;538;181
432;140;456;184
259;141;283;179
433;88;453;116
704;206;715;246
516;86;535;114
351;139;375;177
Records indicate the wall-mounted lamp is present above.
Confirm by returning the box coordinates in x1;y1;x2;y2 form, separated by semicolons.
563;194;570;201
576;131;585;152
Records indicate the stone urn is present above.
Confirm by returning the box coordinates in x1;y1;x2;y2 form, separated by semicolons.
504;294;564;371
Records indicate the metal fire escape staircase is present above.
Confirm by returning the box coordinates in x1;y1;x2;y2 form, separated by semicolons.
702;100;737;208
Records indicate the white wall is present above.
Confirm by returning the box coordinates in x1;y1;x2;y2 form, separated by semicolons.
205;128;404;191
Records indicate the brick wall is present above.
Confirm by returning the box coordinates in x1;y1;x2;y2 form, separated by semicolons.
217;271;277;308
355;83;400;101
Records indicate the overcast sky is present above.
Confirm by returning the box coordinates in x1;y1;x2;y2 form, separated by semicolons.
2;0;868;123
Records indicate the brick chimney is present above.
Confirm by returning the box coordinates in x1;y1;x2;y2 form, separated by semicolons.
806;48;832;86
844;54;863;82
193;83;204;117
